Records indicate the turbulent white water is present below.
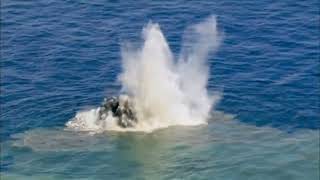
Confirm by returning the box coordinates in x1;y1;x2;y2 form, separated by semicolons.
67;16;222;132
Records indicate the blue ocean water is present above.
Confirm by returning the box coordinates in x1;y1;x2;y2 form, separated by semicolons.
1;0;319;179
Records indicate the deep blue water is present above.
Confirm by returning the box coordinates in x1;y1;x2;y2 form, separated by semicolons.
1;0;319;179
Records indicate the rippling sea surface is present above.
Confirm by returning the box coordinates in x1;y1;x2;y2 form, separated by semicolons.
1;0;319;179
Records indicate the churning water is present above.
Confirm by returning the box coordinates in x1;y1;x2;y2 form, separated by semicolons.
67;16;221;132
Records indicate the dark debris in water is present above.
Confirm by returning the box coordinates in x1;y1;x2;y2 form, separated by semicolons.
99;96;137;128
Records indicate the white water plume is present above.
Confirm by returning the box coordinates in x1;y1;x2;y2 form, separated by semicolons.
67;16;222;132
